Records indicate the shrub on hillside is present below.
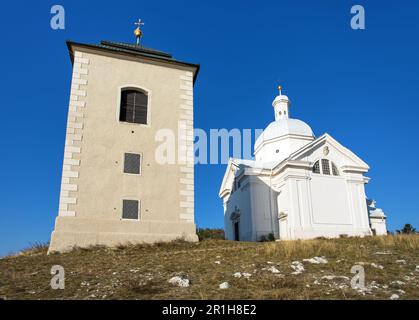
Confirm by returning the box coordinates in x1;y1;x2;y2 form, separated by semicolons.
197;228;225;241
259;233;276;242
396;223;417;234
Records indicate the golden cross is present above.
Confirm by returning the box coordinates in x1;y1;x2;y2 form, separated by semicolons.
134;19;145;28
134;19;145;45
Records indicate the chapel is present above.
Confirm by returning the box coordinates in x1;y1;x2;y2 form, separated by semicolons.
219;87;387;241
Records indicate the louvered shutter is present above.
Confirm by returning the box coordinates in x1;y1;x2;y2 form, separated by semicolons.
133;92;148;124
120;90;136;122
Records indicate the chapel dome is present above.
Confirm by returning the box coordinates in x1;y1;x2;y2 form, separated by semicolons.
254;118;314;150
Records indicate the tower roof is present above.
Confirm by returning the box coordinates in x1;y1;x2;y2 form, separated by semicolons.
66;40;200;83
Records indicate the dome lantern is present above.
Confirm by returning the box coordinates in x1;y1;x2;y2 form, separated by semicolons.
273;85;290;121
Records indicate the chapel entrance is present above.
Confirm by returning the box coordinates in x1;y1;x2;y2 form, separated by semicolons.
234;221;240;241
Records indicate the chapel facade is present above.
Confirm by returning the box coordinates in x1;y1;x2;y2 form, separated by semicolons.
219;88;387;241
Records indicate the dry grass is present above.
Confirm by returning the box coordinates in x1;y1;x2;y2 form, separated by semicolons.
0;235;418;300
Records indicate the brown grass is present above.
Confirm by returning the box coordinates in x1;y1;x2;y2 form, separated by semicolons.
0;235;418;300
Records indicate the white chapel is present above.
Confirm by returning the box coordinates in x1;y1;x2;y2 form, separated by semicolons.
219;87;387;241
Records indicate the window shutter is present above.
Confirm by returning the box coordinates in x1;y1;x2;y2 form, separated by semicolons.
133;92;148;124
120;90;136;122
124;153;141;174
122;200;139;219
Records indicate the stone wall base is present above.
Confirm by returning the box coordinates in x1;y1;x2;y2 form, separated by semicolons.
48;216;198;253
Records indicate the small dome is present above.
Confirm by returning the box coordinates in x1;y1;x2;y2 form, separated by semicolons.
255;119;314;150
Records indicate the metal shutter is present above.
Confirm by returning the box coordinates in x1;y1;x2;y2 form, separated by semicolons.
122;200;139;219
124;153;141;174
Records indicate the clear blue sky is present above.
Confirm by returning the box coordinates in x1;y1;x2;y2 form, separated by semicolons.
0;1;418;256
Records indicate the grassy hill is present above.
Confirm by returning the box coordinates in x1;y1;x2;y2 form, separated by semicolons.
0;235;418;300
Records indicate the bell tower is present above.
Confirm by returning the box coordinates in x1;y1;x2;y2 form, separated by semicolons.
49;21;200;252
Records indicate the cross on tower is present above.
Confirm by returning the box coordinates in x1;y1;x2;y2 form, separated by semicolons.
133;19;145;45
134;19;145;28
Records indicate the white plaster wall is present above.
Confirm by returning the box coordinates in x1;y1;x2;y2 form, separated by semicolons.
249;176;279;240
370;218;387;235
310;175;352;225
275;183;291;239
223;177;253;241
280;172;372;239
224;175;279;241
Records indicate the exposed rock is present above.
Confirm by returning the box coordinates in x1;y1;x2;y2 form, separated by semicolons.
233;272;251;278
290;261;305;275
168;276;190;287
219;282;229;289
390;294;400;300
321;275;349;281
214;261;221;265
303;256;328;264
263;266;280;274
403;275;414;281
396;259;406;265
369;281;380;290
371;263;384;270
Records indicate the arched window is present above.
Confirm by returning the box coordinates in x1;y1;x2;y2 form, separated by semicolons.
313;160;320;174
119;89;148;124
312;159;339;176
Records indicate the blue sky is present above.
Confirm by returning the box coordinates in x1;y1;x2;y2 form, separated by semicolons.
0;1;418;255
